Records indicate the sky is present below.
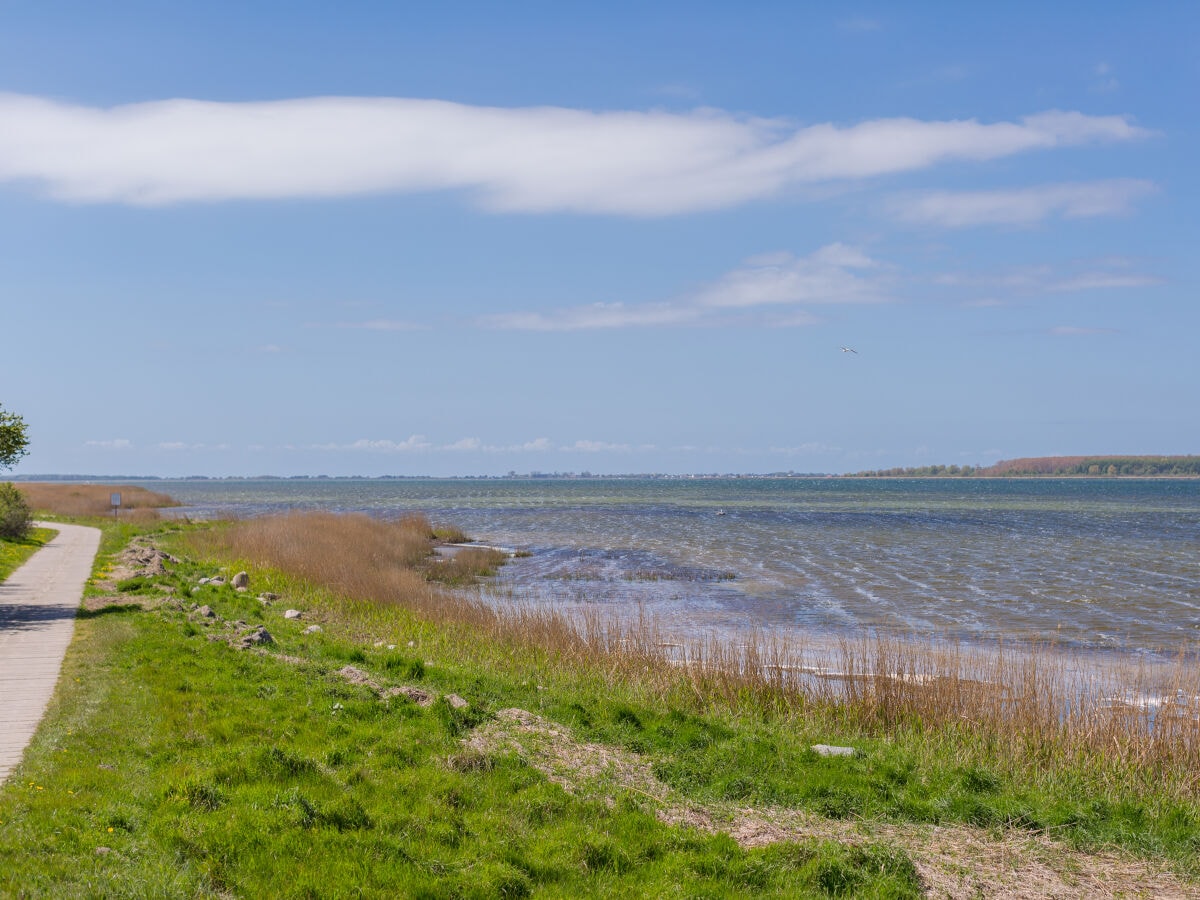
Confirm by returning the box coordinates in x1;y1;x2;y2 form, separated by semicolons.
1;1;1196;477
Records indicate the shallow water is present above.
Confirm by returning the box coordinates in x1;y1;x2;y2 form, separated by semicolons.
156;477;1200;657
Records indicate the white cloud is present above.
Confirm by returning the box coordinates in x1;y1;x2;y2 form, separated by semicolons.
0;93;1150;215
313;436;435;452
694;243;882;309
936;261;1162;297
482;302;702;332
566;440;635;453
482;243;889;331
84;438;133;449
892;179;1156;227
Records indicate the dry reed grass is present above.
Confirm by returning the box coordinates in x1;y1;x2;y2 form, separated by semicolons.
18;483;178;521
191;511;1200;787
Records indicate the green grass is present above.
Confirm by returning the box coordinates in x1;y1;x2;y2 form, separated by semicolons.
0;566;921;897
0;526;56;582
2;519;1198;896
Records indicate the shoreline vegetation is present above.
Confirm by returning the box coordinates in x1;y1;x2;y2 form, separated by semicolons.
2;490;1199;895
850;455;1200;479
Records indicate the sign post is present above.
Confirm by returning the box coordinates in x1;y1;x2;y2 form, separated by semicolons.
111;492;122;518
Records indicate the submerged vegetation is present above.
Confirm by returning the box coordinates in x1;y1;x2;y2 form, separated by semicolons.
2;509;1198;896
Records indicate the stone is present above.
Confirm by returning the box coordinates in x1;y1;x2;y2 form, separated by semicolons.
302;625;322;634
235;587;248;593
209;576;226;586
237;627;273;648
446;694;469;709
197;577;210;585
259;592;279;601
283;609;303;620
196;605;215;618
811;744;858;758
231;571;250;589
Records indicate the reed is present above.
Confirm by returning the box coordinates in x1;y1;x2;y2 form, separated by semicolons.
18;482;177;520
190;511;1200;792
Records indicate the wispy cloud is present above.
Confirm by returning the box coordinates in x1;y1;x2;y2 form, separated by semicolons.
892;179;1156;227
482;243;889;331
310;435;651;454
84;438;133;449
1092;62;1120;93
937;259;1162;300
0;93;1149;215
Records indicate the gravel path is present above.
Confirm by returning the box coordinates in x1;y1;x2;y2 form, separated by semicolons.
0;522;100;783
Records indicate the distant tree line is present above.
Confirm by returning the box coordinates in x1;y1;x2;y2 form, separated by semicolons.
850;456;1200;478
852;465;978;477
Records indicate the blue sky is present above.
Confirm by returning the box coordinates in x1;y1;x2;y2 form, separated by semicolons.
1;2;1196;477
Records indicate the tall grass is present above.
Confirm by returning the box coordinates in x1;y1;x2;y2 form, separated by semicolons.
18;483;178;521
190;511;1200;793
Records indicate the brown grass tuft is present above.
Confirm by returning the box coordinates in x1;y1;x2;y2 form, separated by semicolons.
18;483;178;519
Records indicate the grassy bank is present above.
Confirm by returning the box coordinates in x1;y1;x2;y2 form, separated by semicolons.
0;526;56;582
1;513;1197;897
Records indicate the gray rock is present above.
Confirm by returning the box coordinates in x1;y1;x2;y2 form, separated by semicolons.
259;592;279;601
209;576;226;586
238;627;273;648
811;744;858;758
196;605;216;618
197;577;210;585
231;571;250;589
446;694;469;709
283;609;303;620
302;624;322;634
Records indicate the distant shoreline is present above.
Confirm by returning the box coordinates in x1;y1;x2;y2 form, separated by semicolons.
8;472;1200;482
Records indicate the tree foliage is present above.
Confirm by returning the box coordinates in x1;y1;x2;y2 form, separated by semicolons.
0;404;30;472
0;483;32;539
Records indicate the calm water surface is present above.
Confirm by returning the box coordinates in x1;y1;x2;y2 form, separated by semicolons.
155;478;1200;657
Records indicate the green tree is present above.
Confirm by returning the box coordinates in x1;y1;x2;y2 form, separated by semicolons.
0;404;29;471
0;404;31;539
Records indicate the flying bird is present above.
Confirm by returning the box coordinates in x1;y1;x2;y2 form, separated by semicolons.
840;346;858;354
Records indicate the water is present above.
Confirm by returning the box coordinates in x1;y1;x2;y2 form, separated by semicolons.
154;477;1200;657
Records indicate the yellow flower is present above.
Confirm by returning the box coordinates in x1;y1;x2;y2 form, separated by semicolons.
107;827;114;833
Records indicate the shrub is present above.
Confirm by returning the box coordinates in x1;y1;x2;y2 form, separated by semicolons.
0;482;32;540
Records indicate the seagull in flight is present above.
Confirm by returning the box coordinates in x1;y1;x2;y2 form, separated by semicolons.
840;346;858;354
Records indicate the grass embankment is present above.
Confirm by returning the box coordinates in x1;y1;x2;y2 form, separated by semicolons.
1;512;1197;897
0;526;57;582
